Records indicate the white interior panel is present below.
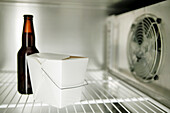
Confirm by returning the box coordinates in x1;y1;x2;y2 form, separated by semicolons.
0;2;107;71
109;0;170;90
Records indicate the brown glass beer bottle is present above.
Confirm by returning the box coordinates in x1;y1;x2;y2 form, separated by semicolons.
17;15;39;94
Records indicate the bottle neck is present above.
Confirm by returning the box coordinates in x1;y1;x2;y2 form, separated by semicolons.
22;18;35;47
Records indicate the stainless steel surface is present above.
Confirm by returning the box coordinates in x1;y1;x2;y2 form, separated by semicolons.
107;0;170;107
0;71;169;113
0;2;107;71
0;0;170;112
0;0;164;15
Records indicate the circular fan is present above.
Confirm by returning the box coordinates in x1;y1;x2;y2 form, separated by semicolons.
127;14;163;82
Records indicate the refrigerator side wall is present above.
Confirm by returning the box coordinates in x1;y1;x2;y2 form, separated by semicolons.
0;2;107;71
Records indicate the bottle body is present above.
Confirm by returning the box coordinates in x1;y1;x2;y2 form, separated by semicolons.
17;15;39;94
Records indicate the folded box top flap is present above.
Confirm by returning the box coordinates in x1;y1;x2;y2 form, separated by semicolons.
28;53;69;60
62;56;87;60
28;53;88;61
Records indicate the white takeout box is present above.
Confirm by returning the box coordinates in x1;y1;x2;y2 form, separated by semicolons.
27;53;88;108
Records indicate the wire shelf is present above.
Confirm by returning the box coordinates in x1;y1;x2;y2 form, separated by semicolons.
0;71;169;113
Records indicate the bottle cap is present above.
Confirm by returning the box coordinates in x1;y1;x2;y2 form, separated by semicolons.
24;15;33;20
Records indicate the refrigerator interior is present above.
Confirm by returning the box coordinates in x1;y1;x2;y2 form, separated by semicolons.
0;0;170;112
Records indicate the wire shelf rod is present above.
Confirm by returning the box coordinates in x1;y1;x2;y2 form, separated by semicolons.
21;95;29;113
146;101;166;113
80;101;86;113
73;104;77;113
89;72;131;112
40;102;42;113
65;106;68;113
109;80;147;112
90;72;147;112
90;72;131;113
0;75;15;95
0;84;16;105
57;107;59;113
82;92;95;113
30;100;35;113
119;80;167;112
0;73;9;83
84;86;104;113
117;81;156;113
85;80;113;113
12;94;22;112
87;77;122;113
3;90;18;113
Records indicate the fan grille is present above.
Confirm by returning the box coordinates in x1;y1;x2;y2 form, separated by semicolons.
128;15;163;82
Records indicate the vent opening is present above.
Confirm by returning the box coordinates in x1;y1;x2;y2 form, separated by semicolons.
127;14;163;82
